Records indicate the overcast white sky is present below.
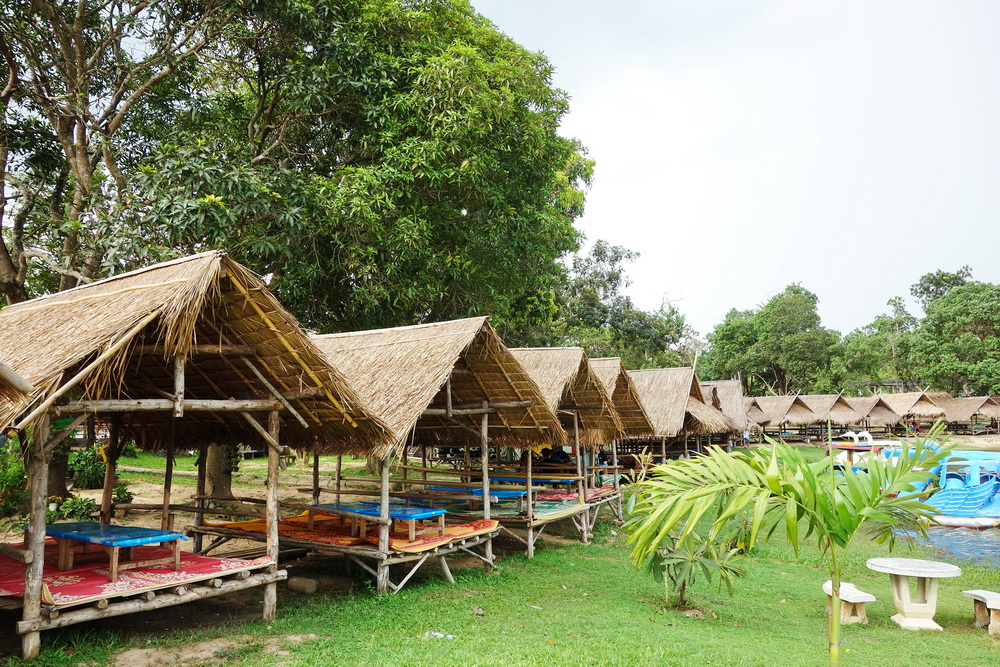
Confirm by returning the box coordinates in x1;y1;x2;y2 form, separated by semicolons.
470;0;1000;338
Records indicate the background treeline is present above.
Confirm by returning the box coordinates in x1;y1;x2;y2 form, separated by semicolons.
699;267;1000;397
2;2;996;395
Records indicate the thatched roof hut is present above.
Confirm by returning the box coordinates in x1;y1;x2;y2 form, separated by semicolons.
938;396;1000;422
0;250;390;454
510;348;623;447
628;368;736;437
590;357;655;438
312;317;565;452
745;397;764;430
844;396;900;427
753;395;817;428
701;379;748;431
797;394;860;426
878;392;945;421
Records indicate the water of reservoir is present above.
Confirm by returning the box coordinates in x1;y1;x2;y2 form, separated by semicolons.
912;526;1000;568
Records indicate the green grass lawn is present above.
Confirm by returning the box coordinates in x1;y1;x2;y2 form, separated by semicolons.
12;519;1000;667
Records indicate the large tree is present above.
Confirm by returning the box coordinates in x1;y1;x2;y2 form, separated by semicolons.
700;285;838;394
131;0;588;331
911;282;1000;394
508;240;697;368
0;0;238;304
910;265;972;311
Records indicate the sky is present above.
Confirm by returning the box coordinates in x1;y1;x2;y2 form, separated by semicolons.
469;0;1000;338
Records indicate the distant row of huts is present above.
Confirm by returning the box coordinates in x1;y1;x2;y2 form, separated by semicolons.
0;250;993;659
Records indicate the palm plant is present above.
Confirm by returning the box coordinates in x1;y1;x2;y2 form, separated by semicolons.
626;427;950;667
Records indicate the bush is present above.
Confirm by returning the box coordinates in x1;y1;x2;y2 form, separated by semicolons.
120;442;139;459
70;446;106;489
0;436;27;517
112;481;134;504
59;496;99;520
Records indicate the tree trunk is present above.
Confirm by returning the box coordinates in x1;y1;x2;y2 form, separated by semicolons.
206;445;233;501
46;450;70;499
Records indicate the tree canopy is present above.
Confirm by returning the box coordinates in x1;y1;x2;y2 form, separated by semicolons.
1;0;590;334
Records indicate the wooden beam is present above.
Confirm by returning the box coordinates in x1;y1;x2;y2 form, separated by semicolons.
242;358;309;429
0;358;32;393
16;571;286;635
40;414;87;457
137;344;255;356
241;413;282;454
57;398;285;413
225;272;357;428
423;400;533;416
0;543;32;564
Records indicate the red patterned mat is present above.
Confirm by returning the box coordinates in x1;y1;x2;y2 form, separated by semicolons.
537;481;617;502
0;541;272;608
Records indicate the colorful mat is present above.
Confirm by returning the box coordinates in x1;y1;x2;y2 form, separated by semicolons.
482;499;585;520
203;513;363;547
365;519;499;554
537;481;617;502
204;514;497;554
0;543;272;608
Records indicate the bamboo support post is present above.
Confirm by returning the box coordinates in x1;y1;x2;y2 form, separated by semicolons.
160;421;175;533
335;455;343;503
263;411;280;621
21;412;50;659
479;402;493;569
99;418;121;525
312;454;320;506
193;443;207;553
376;459;391;595
526;447;534;559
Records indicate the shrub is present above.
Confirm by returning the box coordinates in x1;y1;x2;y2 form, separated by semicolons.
112;481;134;504
0;436;27;517
120;442;139;459
59;496;99;520
70;446;106;489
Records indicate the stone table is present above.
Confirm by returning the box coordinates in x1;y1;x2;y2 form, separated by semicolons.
866;557;962;630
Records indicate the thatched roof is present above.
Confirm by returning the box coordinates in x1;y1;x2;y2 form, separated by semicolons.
843;396;900;427
0;251;390;454
510;348;623;447
745;397;764;430
701;384;720;409
701;379;748;431
313;318;565;453
753;395;817;427
878;392;945;420
590;357;655;438
797;394;860;426
938;396;1000;422
628;368;736;437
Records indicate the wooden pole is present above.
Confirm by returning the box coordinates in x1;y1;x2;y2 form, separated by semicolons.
335;455;343;503
160;417;175;532
611;439;623;522
376;459;391;595
526;445;535;559
312;453;320;506
194;443;207;553
480;401;493;569
21;411;50;660
263;411;280;620
100;416;121;524
173;356;185;417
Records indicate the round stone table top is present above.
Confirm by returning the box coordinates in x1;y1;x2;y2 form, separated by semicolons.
866;557;962;578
